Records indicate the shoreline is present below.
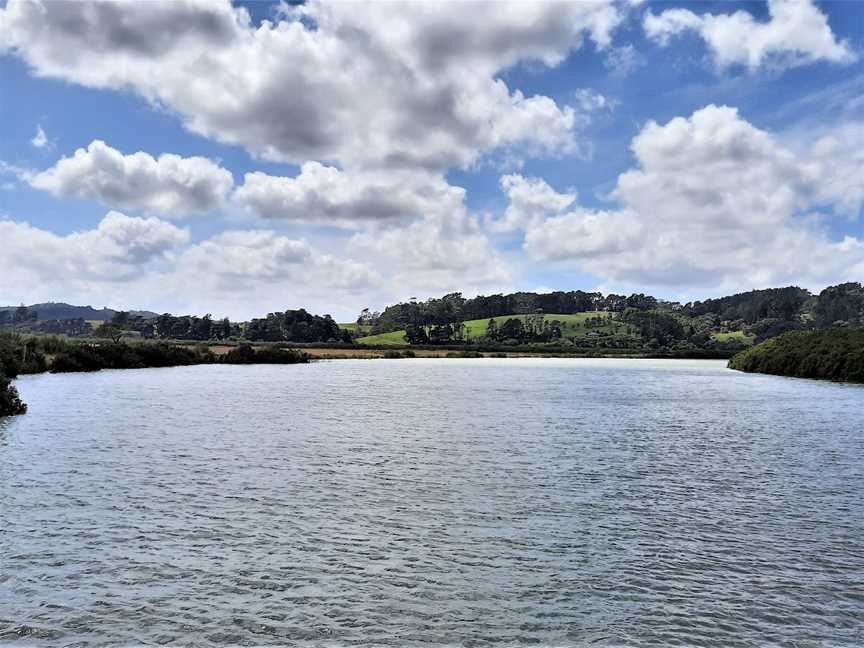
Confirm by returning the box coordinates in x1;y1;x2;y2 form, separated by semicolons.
203;344;736;361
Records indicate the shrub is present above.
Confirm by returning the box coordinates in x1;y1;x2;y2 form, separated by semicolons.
729;329;864;382
221;344;308;364
0;372;26;416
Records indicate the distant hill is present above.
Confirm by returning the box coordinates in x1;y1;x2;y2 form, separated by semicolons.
0;302;158;322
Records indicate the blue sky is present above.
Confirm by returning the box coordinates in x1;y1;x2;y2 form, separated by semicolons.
0;0;861;320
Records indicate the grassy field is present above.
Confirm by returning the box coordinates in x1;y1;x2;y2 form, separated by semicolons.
337;322;371;334
711;330;755;345
355;312;629;345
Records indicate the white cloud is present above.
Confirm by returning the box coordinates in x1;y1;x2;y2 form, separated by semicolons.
0;210;385;318
603;44;646;77
524;208;642;261
573;88;616;113
30;124;49;149
0;211;189;285
806;122;864;216
0;0;623;171
178;230;310;283
28;140;234;216
512;105;864;291
492;174;576;233
644;0;857;71
349;205;512;298
234;163;465;228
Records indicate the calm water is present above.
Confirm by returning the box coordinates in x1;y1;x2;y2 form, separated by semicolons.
1;359;862;647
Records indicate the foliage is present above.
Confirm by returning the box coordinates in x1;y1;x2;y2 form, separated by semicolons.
246;309;350;343
814;282;864;327
367;290;659;334
744;318;799;344
0;371;27;416
0;333;48;376
619;309;685;346
360;312;626;346
28;318;91;336
95;323;125;343
50;342;214;373
220;344;308;364
686;287;810;324
729;329;864;382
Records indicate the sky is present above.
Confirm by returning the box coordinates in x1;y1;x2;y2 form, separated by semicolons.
0;0;861;321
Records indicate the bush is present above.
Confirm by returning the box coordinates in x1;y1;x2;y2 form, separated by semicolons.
0;372;26;416
729;329;864;382
221;344;308;364
50;346;103;372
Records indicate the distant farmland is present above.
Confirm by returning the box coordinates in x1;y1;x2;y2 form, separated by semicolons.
346;312;630;345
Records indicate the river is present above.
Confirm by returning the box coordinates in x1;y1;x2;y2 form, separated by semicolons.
1;359;862;646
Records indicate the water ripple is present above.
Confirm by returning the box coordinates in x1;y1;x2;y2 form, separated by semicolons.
1;359;862;647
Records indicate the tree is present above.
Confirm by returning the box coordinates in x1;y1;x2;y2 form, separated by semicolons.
13;305;29;324
404;323;429;345
815;282;864;327
486;318;499;341
111;310;130;328
525;310;545;337
219;317;232;339
499;318;525;341
95;324;124;344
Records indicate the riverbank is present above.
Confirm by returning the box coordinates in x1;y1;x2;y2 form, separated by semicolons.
0;332;741;416
729;329;864;383
203;343;736;361
0;335;309;415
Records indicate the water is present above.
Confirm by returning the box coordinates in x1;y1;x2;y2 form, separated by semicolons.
1;358;862;647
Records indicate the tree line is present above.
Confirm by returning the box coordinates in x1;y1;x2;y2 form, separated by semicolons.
359;291;665;334
0;332;311;416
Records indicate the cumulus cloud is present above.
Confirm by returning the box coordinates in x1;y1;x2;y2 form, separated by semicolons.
349;205;512;297
0;0;622;170
178;230;379;296
644;0;857;71
28;140;234;216
178;230;310;283
510;105;864;291
234;163;466;228
0;211;189;285
492;174;576;233
0;209;385;318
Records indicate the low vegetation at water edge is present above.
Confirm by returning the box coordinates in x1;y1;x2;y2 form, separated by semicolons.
728;329;864;383
0;334;309;416
0;372;27;416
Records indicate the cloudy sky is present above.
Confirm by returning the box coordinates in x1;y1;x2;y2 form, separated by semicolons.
0;0;861;320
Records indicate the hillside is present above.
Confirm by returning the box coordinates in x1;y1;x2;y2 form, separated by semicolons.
0;302;158;322
354;312;629;345
728;329;864;383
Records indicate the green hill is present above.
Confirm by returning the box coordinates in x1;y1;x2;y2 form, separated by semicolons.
356;312;628;345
